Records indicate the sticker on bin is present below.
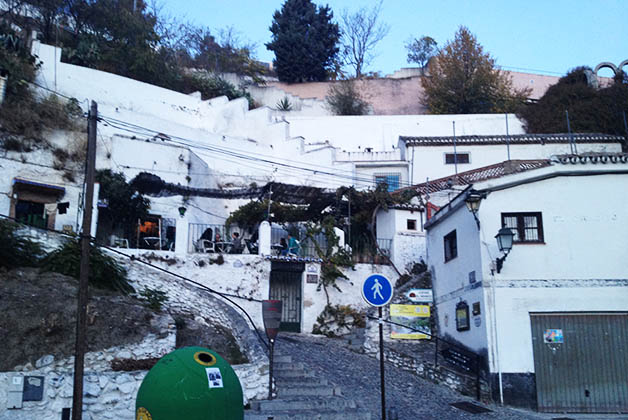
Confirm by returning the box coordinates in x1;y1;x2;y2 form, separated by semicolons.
206;367;224;389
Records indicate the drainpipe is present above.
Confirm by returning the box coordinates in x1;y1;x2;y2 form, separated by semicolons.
489;273;504;405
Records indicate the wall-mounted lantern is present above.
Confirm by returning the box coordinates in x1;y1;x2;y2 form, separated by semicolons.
464;189;485;229
494;227;515;273
178;206;187;217
455;301;470;331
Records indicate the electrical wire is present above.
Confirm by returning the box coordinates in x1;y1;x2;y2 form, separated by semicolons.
0;213;270;351
99;114;413;188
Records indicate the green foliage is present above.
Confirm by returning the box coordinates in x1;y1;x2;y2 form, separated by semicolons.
41;239;134;294
96;170;150;240
405;35;438;68
178;73;254;107
266;0;340;82
312;304;365;337
422;26;530;114
518;67;628;137
326;79;370;115
0;219;45;269
225;200;309;230
137;287;168;312
276;96;293;111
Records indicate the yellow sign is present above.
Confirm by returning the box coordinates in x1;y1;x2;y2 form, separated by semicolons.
390;304;431;339
137;407;152;420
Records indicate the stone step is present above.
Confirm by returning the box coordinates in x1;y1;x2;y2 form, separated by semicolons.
273;361;304;371
251;396;357;412
276;376;329;386
244;408;372;420
277;384;342;397
273;354;292;363
273;368;315;378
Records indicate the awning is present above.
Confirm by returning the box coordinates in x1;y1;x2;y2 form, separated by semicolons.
12;178;66;196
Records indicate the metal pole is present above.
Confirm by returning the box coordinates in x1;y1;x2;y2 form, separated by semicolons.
434;336;438;367
505;113;511;161
379;306;386;420
72;101;97;420
622;111;628;148
268;338;274;400
452;121;458;176
566;110;577;155
267;184;272;221
347;193;351;248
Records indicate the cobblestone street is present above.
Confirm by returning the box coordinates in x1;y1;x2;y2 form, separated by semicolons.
273;333;544;420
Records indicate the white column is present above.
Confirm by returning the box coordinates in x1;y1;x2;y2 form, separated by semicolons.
175;216;189;255
259;221;271;256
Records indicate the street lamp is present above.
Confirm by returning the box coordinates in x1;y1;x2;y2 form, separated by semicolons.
464;189;485;229
494;227;515;273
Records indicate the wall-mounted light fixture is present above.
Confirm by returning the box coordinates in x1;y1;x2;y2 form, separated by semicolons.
464;189;485;229
494;227;515;273
178;206;187;217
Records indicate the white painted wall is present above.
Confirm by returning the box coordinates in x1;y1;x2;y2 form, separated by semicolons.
286;114;526;152
490;282;628;374
377;207;427;271
408;142;623;183
427;163;628;375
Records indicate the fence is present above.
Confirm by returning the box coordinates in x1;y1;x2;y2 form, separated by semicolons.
270;225;327;258
188;223;227;253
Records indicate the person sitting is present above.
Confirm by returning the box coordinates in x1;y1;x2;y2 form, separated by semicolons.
287;234;300;256
279;238;288;256
200;227;213;241
230;232;242;254
214;232;222;242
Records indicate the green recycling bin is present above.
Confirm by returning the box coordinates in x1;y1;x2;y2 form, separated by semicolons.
135;346;243;420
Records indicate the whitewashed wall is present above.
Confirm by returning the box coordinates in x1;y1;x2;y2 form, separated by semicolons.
426;202;488;353
407;141;623;183
286;114;526;152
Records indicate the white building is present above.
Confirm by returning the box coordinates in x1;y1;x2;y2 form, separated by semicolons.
424;153;628;412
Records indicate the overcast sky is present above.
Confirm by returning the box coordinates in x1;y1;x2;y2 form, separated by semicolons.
164;0;627;77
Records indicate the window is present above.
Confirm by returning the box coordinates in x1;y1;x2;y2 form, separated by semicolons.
445;152;470;164
407;219;417;230
443;229;457;262
374;173;400;192
501;212;544;243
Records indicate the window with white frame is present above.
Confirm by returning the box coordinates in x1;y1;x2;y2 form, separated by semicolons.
501;212;544;243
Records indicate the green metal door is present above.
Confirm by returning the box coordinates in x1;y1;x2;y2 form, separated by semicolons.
269;262;304;332
530;313;628;413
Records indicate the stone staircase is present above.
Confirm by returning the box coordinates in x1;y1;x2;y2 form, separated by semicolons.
245;354;371;420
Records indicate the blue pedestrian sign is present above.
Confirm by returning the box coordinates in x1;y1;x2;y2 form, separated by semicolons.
362;274;394;307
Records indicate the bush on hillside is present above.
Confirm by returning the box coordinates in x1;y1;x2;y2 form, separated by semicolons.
0;219;45;269
41;239;134;294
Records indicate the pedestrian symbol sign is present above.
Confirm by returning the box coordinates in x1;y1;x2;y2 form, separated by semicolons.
362;274;393;307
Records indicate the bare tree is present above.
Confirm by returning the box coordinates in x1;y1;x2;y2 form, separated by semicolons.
339;0;389;78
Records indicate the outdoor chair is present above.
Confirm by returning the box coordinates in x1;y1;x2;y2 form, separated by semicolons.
196;239;215;253
287;239;301;257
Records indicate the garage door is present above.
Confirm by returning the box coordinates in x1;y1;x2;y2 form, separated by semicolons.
530;313;628;413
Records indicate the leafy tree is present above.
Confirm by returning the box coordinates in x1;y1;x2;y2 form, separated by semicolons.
518;67;628;140
0;219;45;269
339;0;389;78
266;0;340;83
421;26;530;114
325;79;370;115
96;170;150;242
405;35;438;68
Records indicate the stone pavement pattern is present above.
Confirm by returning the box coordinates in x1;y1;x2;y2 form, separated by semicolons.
247;333;545;420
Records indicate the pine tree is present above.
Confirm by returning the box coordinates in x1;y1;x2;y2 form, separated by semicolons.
266;0;340;83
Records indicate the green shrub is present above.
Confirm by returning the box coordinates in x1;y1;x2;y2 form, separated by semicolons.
41;239;134;294
137;287;168;312
0;219;45;269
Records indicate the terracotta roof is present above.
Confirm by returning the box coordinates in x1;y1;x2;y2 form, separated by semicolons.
400;160;552;194
401;133;626;147
389;204;424;211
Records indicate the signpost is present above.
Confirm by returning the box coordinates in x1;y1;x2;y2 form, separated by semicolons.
362;274;393;420
262;300;282;400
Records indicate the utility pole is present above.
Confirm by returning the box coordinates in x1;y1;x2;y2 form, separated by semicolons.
72;101;97;420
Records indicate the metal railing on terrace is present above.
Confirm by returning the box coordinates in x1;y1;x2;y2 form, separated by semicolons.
271;225;328;258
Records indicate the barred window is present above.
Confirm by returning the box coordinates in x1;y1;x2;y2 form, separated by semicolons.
445;153;470;164
501;212;544;243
